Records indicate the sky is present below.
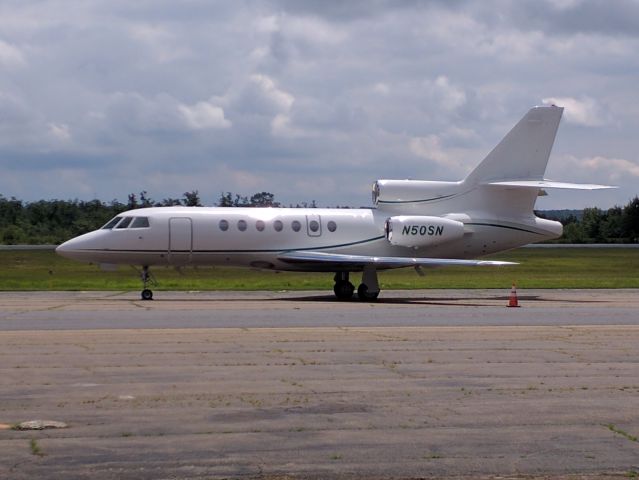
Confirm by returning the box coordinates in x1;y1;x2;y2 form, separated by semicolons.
0;0;638;209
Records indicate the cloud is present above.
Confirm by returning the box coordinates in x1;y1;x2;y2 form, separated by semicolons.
409;135;465;173
567;155;639;180
0;1;637;209
428;76;467;111
179;101;231;130
542;97;605;126
0;40;25;68
248;74;295;112
48;123;71;142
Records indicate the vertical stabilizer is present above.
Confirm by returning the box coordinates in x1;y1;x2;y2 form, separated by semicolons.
464;106;563;186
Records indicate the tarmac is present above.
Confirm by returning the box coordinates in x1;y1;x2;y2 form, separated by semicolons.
1;289;639;479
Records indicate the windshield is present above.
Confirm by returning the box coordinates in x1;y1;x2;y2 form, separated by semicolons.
115;217;133;229
130;217;150;228
101;217;122;230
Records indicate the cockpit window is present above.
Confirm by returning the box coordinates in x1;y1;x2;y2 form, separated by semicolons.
102;217;122;230
115;217;133;229
130;217;150;228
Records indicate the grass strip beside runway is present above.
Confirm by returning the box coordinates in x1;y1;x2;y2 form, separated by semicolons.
0;247;638;290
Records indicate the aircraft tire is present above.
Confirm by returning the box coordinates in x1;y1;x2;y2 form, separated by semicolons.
141;289;153;301
357;283;379;301
333;281;355;300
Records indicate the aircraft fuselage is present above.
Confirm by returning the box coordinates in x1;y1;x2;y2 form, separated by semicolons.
57;206;560;272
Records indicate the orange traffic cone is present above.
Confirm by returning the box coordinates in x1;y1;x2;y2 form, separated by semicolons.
507;283;520;308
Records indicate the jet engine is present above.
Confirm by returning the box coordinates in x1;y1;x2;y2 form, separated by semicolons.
385;215;465;248
372;179;461;207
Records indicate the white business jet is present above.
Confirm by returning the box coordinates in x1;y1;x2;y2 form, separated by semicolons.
57;106;612;300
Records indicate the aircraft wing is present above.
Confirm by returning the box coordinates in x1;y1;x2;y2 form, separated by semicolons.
278;250;516;269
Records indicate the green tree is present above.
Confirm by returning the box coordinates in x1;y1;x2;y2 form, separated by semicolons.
601;206;623;242
232;194;249;207
561;222;586;243
217;192;233;207
182;190;202;207
581;208;604;242
159;197;183;206
139;191;153;207
622;196;639;242
250;192;279;207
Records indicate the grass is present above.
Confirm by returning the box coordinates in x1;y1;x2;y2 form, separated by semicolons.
0;247;638;291
29;438;44;456
605;423;638;442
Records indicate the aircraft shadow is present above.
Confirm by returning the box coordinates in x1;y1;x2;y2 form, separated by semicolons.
279;294;607;306
118;293;606;307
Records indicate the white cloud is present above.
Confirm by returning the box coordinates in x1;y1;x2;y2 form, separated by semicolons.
179;101;231;130
545;0;584;10
129;24;191;63
567;155;639;180
271;113;294;137
48;123;71;142
0;39;25;67
432;76;466;111
254;15;279;34
283;16;347;46
249;74;294;112
542;97;605;126
409;134;463;171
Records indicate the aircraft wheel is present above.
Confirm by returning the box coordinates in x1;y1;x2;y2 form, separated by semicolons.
333;281;355;300
357;283;379;301
141;289;153;301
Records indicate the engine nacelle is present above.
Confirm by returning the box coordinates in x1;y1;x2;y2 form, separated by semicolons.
372;179;461;207
385;215;465;248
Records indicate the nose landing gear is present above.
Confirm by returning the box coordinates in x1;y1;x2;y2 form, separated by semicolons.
139;265;156;301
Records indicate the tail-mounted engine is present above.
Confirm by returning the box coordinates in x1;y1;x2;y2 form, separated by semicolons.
385;215;465;248
372;179;461;210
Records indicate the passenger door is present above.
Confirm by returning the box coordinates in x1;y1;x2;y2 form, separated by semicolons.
168;217;192;264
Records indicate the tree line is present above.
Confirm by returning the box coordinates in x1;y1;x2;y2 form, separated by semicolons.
537;197;639;243
0;191;637;245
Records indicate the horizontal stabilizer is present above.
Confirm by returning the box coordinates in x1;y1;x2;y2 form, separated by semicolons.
484;180;616;190
278;250;516;268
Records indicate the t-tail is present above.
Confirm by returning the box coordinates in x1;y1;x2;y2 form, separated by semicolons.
373;105;615;245
461;105;613;217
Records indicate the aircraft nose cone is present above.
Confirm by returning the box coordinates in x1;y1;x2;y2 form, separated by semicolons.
55;239;75;259
56;230;109;263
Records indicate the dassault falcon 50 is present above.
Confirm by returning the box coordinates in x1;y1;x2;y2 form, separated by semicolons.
57;106;612;300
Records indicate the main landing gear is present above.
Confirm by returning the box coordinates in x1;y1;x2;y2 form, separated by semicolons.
140;265;155;301
333;266;380;301
333;272;355;300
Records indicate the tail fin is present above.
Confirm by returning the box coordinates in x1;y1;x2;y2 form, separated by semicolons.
463;106;563;186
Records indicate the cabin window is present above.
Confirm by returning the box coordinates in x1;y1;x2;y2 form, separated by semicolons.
309;220;320;232
130;217;150;228
291;220;301;232
256;220;265;231
327;220;337;232
102;217;122;230
115;217;133;229
237;219;247;231
273;220;283;232
219;219;229;231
